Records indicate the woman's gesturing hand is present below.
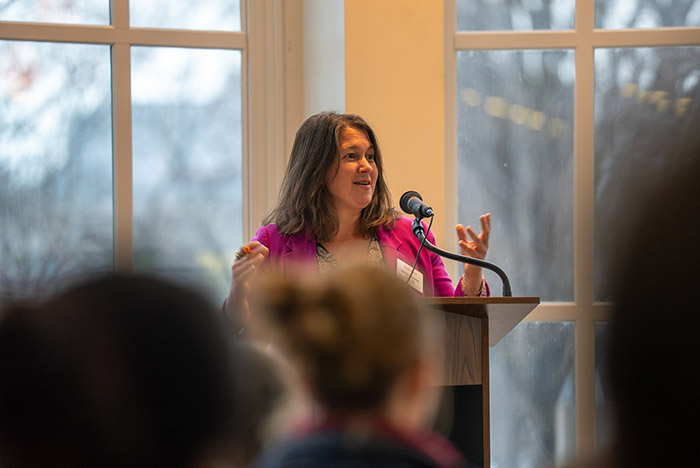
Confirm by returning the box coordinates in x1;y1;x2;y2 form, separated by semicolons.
456;213;490;261
456;213;491;295
226;241;269;325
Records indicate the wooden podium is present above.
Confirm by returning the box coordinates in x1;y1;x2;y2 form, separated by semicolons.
421;297;540;468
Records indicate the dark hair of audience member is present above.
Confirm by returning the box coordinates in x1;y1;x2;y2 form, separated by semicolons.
230;340;298;463
0;272;253;468
603;148;700;467
251;264;432;413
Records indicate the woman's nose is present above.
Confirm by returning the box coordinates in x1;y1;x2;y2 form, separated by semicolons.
359;156;372;171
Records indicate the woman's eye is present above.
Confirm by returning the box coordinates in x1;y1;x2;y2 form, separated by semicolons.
367;153;375;161
344;153;356;159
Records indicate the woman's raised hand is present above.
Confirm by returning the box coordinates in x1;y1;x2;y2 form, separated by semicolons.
455;213;491;295
456;213;490;261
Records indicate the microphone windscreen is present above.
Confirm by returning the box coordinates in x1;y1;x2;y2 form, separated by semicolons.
399;190;422;214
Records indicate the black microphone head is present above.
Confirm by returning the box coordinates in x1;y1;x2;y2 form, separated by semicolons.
399;190;422;214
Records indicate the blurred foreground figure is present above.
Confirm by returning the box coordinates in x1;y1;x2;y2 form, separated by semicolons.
578;151;700;467
0;272;274;468
251;264;473;468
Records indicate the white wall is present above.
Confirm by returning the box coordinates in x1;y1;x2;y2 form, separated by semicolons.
345;0;447;246
303;0;345;117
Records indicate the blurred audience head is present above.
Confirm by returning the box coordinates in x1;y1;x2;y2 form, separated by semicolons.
0;272;273;468
252;264;443;429
229;340;301;463
603;145;700;467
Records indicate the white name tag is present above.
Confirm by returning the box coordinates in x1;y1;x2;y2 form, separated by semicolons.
396;258;424;294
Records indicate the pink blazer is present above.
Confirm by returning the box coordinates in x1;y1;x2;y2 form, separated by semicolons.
252;217;490;297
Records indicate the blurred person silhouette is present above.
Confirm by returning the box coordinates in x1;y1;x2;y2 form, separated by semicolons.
0;272;288;468
225;111;492;335
230;340;306;465
249;264;475;468
573;142;700;467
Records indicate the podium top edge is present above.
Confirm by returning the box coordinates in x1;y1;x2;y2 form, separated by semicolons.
421;296;540;305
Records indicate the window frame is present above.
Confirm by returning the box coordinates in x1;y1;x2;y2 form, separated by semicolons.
444;0;700;460
0;0;288;272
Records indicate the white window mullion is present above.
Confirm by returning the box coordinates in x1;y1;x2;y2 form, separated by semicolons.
245;0;287;241
240;0;251;241
575;0;598;460
111;42;133;272
575;314;596;458
443;0;459;260
111;0;133;271
111;0;129;29
592;27;700;47
0;22;116;43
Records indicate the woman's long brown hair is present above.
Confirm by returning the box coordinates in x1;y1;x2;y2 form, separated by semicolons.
262;112;397;242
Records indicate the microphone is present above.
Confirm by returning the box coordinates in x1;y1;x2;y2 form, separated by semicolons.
400;191;434;218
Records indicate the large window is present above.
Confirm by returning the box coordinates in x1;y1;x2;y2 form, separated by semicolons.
449;1;699;466
457;48;575;301
0;1;252;301
593;45;700;302
130;46;242;296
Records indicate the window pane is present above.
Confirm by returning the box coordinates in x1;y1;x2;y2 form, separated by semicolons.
595;321;613;451
457;50;574;301
457;0;574;31
593;47;700;302
595;0;700;29
0;41;112;302
0;0;108;24
130;0;241;31
490;321;576;468
132;47;242;298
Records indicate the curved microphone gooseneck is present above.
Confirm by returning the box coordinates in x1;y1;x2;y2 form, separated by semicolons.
400;191;513;297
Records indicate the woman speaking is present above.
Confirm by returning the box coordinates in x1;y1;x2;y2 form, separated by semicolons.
225;112;491;329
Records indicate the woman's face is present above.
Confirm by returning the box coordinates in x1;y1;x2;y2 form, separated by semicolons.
325;126;378;217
